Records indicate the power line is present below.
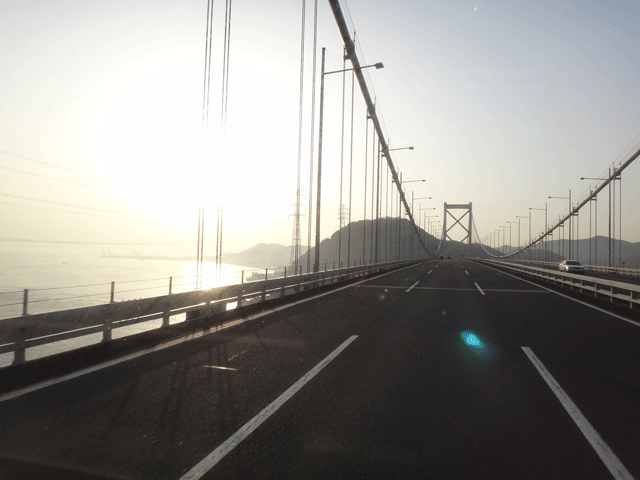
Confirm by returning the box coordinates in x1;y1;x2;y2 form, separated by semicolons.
0;149;119;184
0;237;192;246
306;0;319;273
0;192;144;217
198;0;215;289
221;0;233;133
0;200;140;220
290;0;306;272
0;164;118;192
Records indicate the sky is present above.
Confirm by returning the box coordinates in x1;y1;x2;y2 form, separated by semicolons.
1;0;639;257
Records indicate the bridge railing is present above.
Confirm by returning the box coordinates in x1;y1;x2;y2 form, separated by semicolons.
501;259;640;278
0;259;423;367
474;258;640;311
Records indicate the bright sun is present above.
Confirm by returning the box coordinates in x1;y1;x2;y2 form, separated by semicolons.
93;59;298;243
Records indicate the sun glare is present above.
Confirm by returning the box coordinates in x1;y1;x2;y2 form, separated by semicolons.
94;65;243;224
90;54;302;248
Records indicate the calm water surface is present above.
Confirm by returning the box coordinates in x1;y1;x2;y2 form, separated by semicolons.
0;243;265;367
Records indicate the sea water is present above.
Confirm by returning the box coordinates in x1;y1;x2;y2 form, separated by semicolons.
0;242;265;367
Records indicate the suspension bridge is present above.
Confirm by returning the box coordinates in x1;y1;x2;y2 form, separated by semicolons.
1;1;640;479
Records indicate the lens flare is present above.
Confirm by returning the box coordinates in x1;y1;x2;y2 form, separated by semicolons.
462;332;482;346
459;330;493;360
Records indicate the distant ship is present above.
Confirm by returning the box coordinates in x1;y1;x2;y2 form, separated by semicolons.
101;248;113;257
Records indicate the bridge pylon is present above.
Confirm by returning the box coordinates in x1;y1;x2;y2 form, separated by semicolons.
442;202;473;256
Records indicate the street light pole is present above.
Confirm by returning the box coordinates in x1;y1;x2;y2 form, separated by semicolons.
424;213;437;255
314;49;383;272
313;48;326;273
569;189;572;258
507;221;517;255
401;179;424;258
581;172;614;266
411;195;430;257
548;192;571;258
375;143;382;263
517;215;530;258
499;226;507;254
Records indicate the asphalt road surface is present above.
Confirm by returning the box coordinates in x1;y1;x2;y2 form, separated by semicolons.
1;259;639;479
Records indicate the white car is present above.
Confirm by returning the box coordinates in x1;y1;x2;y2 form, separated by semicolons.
558;260;585;274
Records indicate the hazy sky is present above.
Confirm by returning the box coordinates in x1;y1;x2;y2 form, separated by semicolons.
1;0;639;255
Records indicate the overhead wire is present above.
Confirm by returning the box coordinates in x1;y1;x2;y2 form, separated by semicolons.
221;0;233;133
207;0;233;285
0;200;147;220
0;164;119;192
347;65;355;266
363;109;368;263
0;237;192;246
385;147;389;260
0;149;123;184
306;0;319;273
291;0;306;273
338;48;346;267
201;0;214;131
370;119;376;264
0;192;144;218
198;0;215;289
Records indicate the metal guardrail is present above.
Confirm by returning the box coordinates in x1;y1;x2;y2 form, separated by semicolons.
0;259;421;367
583;265;640;277
475;258;640;311
505;260;640;278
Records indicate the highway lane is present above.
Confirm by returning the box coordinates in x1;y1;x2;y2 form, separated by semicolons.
0;259;639;479
210;259;639;479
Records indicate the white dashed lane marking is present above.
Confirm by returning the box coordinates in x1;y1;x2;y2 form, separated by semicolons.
405;281;420;292
180;335;359;480
522;347;634;480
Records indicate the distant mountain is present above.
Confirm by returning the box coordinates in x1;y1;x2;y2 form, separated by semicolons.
294;218;521;268
223;243;307;268
297;218;429;269
489;236;640;267
294;217;562;268
491;244;563;262
223;229;640;272
544;236;640;268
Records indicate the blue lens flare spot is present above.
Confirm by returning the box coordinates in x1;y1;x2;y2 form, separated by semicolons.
462;332;482;347
459;330;492;360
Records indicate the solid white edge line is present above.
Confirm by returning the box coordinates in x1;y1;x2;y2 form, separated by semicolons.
405;281;420;292
179;335;359;480
474;282;486;295
476;262;640;328
521;347;634;480
0;262;426;403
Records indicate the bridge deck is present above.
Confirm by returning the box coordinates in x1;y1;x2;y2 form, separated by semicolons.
0;259;639;479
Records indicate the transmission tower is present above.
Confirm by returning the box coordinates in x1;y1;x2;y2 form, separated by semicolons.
338;205;349;229
289;190;305;272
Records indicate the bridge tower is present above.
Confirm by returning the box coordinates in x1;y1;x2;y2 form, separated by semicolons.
442;203;473;256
